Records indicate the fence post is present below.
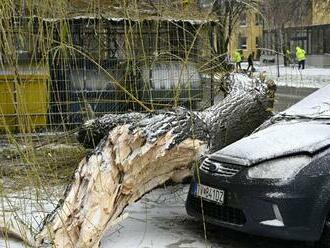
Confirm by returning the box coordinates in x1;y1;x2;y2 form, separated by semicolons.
210;54;214;106
277;52;280;78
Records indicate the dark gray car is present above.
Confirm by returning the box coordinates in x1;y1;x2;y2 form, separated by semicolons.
186;85;330;246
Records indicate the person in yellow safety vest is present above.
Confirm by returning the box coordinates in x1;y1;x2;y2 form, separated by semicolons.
182;0;190;8
296;46;306;70
233;50;242;71
285;49;292;66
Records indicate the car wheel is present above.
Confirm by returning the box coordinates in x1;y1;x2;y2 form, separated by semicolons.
315;214;330;248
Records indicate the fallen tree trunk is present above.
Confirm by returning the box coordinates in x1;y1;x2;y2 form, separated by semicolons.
77;73;276;152
34;73;275;247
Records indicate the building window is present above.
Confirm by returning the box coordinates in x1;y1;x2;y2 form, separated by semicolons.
239;36;247;50
325;27;330;53
240;12;247;26
255;13;262;26
256;36;260;48
256;36;261;59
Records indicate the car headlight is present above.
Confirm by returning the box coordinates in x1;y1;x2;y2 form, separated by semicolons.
247;155;312;180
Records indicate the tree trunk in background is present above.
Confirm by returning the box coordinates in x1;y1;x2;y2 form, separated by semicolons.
35;73;276;247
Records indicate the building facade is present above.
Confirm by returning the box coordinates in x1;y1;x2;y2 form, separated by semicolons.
261;0;330;67
229;10;263;61
312;0;330;25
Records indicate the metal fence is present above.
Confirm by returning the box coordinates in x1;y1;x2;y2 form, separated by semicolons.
0;17;217;132
263;24;330;55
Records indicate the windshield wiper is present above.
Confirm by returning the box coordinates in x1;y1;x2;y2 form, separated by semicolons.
271;113;330;122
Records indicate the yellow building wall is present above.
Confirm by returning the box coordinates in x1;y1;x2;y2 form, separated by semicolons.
229;11;263;61
312;0;330;25
0;80;16;129
16;77;49;132
0;73;49;132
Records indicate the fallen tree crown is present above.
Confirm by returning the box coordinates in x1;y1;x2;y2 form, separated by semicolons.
13;73;277;247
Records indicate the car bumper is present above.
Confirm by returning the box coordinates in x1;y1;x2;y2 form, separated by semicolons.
186;171;327;241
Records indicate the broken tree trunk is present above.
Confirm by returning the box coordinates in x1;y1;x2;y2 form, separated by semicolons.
77;73;276;152
34;73;276;247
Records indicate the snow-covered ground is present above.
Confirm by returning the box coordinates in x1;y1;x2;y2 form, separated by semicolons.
0;187;65;248
252;63;330;89
0;185;213;248
100;185;209;248
249;64;330;112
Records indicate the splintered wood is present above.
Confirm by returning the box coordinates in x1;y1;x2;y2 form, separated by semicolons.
36;125;206;247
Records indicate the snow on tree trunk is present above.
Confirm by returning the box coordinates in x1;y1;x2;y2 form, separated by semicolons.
35;73;276;247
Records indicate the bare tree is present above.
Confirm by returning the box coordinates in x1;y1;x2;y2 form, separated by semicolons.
260;0;313;65
312;0;330;24
261;0;312;29
210;0;259;57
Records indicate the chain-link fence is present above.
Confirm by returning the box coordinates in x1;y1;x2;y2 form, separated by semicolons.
0;16;219;132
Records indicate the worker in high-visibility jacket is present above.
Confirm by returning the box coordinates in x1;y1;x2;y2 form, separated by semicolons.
285;48;292;66
296;46;306;70
182;0;190;8
233;50;242;71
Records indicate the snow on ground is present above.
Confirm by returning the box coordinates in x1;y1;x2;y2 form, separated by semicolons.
0;187;65;248
245;63;330;112
252;63;330;89
212;64;330;112
0;185;217;248
100;185;210;248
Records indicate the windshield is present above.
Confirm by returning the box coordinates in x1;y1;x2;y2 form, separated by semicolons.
280;85;330;119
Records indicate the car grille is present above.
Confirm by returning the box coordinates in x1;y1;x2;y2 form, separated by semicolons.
200;158;241;177
187;195;246;225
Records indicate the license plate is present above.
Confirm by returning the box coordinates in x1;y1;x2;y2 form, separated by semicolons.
193;183;225;205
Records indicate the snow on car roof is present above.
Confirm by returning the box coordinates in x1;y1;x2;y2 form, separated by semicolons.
282;84;330;118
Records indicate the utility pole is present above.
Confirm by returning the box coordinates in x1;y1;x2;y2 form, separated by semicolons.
275;28;280;78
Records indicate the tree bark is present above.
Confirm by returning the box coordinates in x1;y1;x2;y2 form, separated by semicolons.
77;73;276;152
35;73;276;247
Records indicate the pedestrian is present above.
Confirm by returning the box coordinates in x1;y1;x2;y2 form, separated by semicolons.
296;46;306;70
223;53;234;71
233;49;242;71
247;52;255;72
182;0;189;8
285;48;291;67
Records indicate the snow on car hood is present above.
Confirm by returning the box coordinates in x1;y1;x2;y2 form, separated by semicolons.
211;121;330;167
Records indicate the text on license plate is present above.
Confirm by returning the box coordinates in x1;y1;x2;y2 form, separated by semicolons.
194;183;225;205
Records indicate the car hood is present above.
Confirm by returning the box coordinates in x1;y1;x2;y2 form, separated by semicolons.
210;121;330;167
